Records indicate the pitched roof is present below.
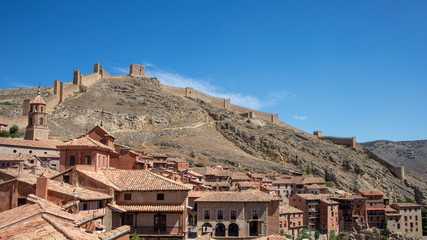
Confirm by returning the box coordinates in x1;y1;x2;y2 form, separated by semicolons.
237;182;257;188
58;135;115;152
0;138;58;149
0;195;99;240
0;153;31;161
118;204;185;212
102;169;191;191
359;191;383;196
229;171;251;181
280;205;303;214
195;190;276;203
391;203;422;208
89;125;115;139
30;95;46;104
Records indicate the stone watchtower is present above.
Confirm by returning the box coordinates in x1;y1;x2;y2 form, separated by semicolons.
24;87;49;140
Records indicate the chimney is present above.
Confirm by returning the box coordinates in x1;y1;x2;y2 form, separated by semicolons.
31;167;36;175
18;162;23;177
216;182;220;192
36;177;49;199
144;163;148;170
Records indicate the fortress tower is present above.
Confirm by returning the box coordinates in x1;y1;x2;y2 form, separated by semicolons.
24;87;49;140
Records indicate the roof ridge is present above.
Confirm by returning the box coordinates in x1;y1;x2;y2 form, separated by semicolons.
145;169;191;189
0;206;42;229
41;213;77;240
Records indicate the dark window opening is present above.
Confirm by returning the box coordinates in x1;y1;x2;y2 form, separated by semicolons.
217;210;223;220
157;193;164;200
82;202;88;211
63;175;70;184
231;210;237;220
85;155;91;165
123;214;134;225
124;193;132;200
69;156;75;166
204;210;210;220
18;198;26;206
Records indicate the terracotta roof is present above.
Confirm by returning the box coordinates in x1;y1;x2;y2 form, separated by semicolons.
0;138;58;149
102;169;191;191
48;180;112;201
237;182;257;188
359;191;383;196
303;177;325;184
187;170;204;178
0;153;31;161
73;169;121;190
58;135;115;152
89;125;115;139
189;191;211;198
255;234;291;240
30;95;46;104
391;203;422;208
280;205;303;214
229;171;251;181
195;190;276;203
118;204;185;212
306;184;328;189
205;181;231;187
98;226;130;240
0;194;100;240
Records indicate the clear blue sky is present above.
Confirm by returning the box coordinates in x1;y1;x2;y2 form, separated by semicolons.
1;1;426;142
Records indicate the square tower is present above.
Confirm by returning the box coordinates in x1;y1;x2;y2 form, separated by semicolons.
129;64;145;77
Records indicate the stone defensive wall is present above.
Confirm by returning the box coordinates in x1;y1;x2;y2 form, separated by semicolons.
160;85;279;124
22;63;109;114
364;148;405;181
320;136;357;148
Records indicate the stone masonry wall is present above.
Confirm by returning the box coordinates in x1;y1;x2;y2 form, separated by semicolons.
160;85;280;124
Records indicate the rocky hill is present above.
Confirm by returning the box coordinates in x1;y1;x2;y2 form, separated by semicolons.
361;140;427;181
1;75;426;205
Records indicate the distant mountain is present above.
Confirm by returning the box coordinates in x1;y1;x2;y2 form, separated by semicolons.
361;140;427;181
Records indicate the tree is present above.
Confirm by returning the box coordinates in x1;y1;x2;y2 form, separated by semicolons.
305;167;312;175
130;233;144;240
0;130;9;138
314;230;320;240
9;125;22;138
422;207;427;236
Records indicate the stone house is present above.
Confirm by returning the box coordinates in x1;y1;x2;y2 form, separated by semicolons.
279;205;303;238
104;169;192;240
388;203;422;239
330;193;368;232
194;190;281;239
359;191;387;229
289;194;339;234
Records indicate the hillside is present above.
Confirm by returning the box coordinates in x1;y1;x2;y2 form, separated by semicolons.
1;75;426;205
361;140;427;181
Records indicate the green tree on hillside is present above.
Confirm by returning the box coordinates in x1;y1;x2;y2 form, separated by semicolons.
9;125;23;138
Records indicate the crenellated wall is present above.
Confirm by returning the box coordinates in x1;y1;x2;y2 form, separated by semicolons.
364;148;405;181
160;85;280;124
22;63;109;115
320;136;357;148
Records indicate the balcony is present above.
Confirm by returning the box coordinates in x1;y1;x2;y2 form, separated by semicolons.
130;226;184;236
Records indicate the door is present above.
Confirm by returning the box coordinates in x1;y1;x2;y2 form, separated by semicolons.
154;214;166;233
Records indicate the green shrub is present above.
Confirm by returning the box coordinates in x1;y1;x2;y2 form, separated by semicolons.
305;167;312;175
325;181;333;187
404;196;416;204
195;163;205;167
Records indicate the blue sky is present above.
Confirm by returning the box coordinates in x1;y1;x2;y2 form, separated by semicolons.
1;1;426;142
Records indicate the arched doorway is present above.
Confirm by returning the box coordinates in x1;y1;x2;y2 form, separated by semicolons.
215;223;226;237
202;223;212;235
228;223;239;237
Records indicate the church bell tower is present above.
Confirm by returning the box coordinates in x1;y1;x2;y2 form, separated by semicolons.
24;86;49;140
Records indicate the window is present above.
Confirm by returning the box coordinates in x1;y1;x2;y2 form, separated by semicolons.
82;202;88;211
204;210;210;220
230;210;237;220
157;193;164;200
69;155;75;166
39;118;43;125
124;193;132;200
63;175;70;184
85;155;91;165
18;198;26;206
123;214;133;225
99;200;105;209
13;149;17;153
217;210;223;220
252;210;259;220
